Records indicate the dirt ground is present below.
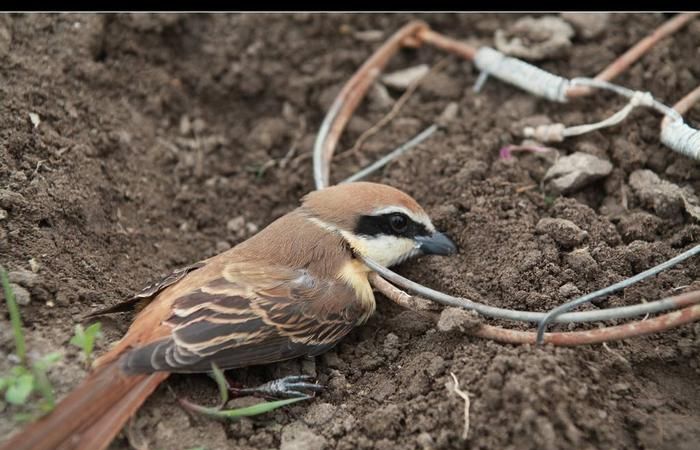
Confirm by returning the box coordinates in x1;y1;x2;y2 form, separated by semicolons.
1;13;699;450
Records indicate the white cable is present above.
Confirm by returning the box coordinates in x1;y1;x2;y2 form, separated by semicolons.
524;90;655;142
661;119;700;160
473;47;570;103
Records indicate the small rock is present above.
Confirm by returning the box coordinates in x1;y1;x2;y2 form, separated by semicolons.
178;115;191;135
354;30;384;42
8;269;39;288
437;307;482;333
558;282;581;298
544;152;613;194
628;169;691;220
495;16;575;61
0;208;6;220
215;240;231;253
436;102;459;127
368;82;394;109
381;64;429;90
561;13;609;39
28;112;41;128
226;216;246;233
6;283;31;306
535;217;588;248
28;258;40;273
280;421;328;450
616;211;662;243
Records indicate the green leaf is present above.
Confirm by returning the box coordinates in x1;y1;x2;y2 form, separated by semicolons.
33;352;62;371
209;363;229;406
11;366;30;377
5;373;34;405
179;396;311;420
70;323;102;361
69;324;86;349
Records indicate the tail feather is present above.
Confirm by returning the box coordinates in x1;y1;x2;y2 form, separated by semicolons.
1;361;169;450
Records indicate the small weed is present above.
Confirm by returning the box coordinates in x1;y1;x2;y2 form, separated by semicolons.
179;362;311;420
69;322;102;366
0;268;62;421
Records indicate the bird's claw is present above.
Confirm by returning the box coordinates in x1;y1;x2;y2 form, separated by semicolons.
239;374;324;399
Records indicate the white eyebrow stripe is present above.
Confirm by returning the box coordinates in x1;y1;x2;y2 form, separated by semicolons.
371;206;435;232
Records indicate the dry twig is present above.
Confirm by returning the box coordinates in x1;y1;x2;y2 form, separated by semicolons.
347;58;449;156
566;13;699;98
449;372;471;440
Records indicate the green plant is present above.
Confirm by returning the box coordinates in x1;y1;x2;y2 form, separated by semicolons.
0;268;62;421
179;362;311;420
69;322;102;366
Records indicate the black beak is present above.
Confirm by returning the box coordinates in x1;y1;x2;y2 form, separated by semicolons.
415;231;457;256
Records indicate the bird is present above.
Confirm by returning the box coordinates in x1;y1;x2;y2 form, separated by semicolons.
2;181;456;450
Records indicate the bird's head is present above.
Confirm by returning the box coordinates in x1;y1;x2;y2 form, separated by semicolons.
301;182;457;267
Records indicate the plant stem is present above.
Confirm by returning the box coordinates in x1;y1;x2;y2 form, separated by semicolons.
1;268;27;365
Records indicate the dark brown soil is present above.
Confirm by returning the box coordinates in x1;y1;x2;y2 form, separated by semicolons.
1;13;699;450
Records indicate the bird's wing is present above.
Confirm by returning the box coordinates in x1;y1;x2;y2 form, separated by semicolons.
119;261;363;374
84;262;206;318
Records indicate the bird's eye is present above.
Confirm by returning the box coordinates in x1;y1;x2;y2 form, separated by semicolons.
389;213;408;233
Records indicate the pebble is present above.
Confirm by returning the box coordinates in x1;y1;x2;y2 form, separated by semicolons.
381;64;429;90
561;13;609;39
215;240;231;253
8;269;39;288
0;208;7;220
226;216;246;233
353;30;384;42
7;283;31;306
535;217;588;248
437;307;482;333
437;102;459;127
495;16;575;61
544;152;613;194
368;82;394;109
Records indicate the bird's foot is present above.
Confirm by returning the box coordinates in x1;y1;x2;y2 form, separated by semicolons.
234;375;324;399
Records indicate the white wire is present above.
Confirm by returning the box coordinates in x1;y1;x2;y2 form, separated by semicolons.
473;47;570;103
661;119;700;160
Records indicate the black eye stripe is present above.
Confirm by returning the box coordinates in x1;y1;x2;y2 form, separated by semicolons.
354;213;429;238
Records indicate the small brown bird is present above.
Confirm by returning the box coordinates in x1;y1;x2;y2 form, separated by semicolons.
3;181;456;450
